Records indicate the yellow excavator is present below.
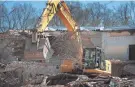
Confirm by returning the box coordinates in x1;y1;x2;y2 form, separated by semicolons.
34;0;111;75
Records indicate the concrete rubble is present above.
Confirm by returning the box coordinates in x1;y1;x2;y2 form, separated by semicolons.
0;61;135;87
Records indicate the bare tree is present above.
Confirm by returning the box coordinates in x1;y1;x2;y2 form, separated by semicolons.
67;2;83;26
11;3;38;30
127;1;135;25
115;3;130;25
0;2;38;31
0;4;8;32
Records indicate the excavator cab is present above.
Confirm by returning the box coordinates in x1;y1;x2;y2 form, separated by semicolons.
83;47;102;69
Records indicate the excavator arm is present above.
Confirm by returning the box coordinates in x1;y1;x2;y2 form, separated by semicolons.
56;1;83;72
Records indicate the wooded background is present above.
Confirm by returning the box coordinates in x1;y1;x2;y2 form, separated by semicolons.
1;1;135;31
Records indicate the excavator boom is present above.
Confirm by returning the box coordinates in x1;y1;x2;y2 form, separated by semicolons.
37;0;60;32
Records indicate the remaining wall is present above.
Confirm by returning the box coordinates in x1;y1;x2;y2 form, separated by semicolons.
102;31;135;60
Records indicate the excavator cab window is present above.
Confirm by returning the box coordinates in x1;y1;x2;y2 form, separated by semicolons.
83;47;101;69
83;48;96;69
95;47;102;68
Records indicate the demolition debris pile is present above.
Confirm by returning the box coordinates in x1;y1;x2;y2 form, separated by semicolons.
0;61;135;87
0;61;60;87
51;32;81;62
